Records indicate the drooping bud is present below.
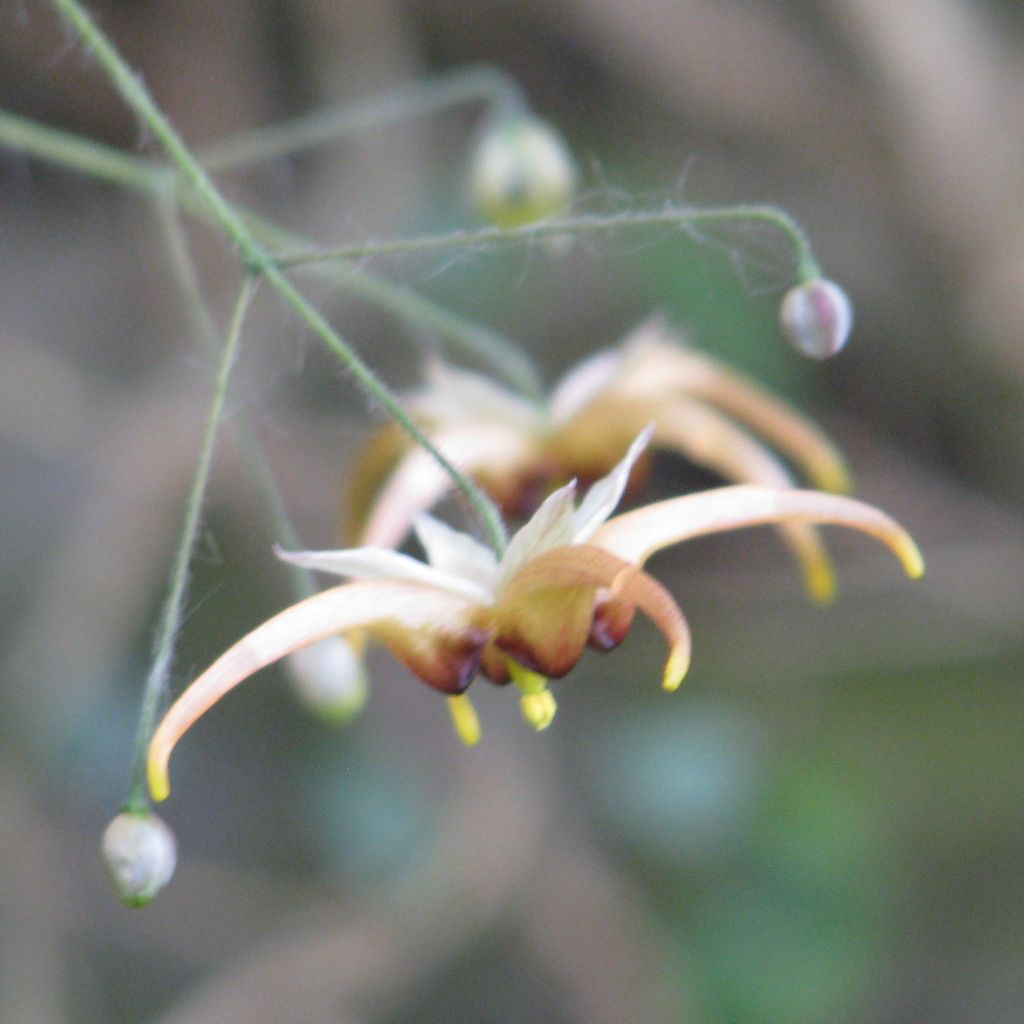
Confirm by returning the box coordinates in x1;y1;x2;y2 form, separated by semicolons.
102;811;177;908
287;638;368;724
779;278;853;360
469;116;577;228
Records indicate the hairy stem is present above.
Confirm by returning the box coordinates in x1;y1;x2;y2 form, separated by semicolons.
155;202;314;602
52;0;508;555
1;104;542;396
125;277;257;812
273;205;822;280
0;107;170;194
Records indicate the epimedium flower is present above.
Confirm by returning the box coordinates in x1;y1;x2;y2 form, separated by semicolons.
349;316;851;604
147;430;923;803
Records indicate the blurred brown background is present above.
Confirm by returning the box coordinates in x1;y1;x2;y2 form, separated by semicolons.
1;2;1023;1022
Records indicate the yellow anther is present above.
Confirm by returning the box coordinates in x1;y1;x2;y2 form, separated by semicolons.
507;659;548;695
447;693;481;747
520;689;557;731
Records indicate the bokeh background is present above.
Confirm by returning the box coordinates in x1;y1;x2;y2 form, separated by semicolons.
2;1;1023;1022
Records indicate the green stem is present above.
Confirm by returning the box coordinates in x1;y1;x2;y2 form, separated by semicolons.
125;277;257;813
1;102;817;284
0;108;822;385
52;0;507;556
198;65;526;172
238;208;542;398
155;201;314;602
0;108;170;194
0;106;541;396
273;205;822;280
327;265;544;399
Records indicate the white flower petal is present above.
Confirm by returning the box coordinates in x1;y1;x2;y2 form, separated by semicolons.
148;581;483;801
590;484;925;579
359;422;536;547
497;480;578;587
275;545;490;601
414;360;542;430
571;425;655;542
413;514;499;592
548;346;624;424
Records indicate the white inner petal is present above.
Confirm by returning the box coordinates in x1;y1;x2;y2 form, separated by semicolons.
413;514;499;592
496;481;578;589
275;545;491;601
414;361;542;431
571;425;654;542
548;346;623;424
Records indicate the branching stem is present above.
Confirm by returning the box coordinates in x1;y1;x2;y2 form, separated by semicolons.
0;105;542;396
51;0;509;556
197;64;526;171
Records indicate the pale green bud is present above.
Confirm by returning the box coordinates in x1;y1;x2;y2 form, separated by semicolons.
779;278;853;360
470;116;577;228
102;811;176;907
287;638;368;724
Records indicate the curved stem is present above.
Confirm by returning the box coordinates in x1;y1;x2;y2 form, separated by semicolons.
0;108;170;194
0;109;821;385
237;209;544;400
0;104;543;399
197;65;527;172
274;205;822;281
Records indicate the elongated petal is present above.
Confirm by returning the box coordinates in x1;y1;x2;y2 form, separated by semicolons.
414;360;541;430
590;485;925;579
652;399;837;602
345;423;408;544
654;349;851;494
276;545;491;601
607;319;850;493
496;545;690;686
496;481;578;589
358;422;536;547
548;346;625;424
147;581;483;801
412;514;498;589
571;425;654;542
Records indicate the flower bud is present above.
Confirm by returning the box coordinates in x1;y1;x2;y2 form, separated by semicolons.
469;116;577;228
287;638;368;723
102;811;177;907
779;278;853;360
